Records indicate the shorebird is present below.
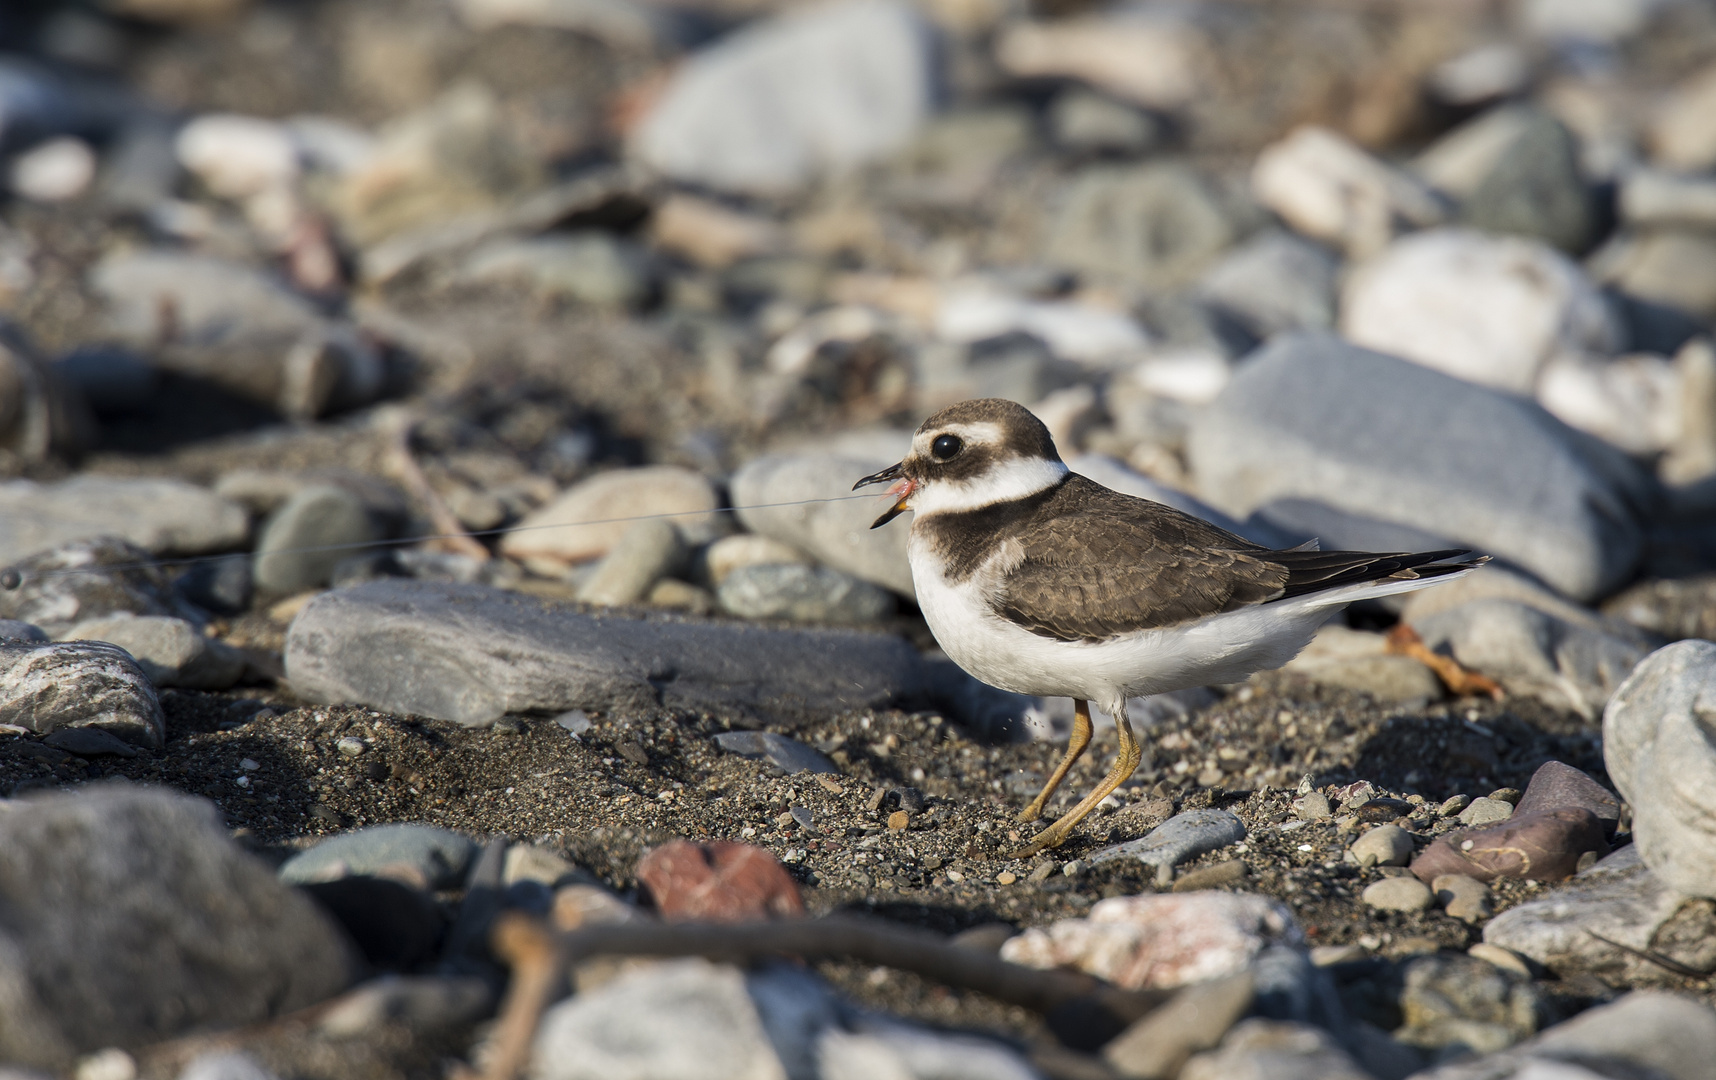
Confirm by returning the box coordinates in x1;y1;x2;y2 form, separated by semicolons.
854;398;1483;858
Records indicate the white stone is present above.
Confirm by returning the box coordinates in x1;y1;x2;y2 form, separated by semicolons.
8;136;95;203
1361;876;1433;913
1520;0;1664;44
1536;353;1680;456
1339;228;1622;394
700;534;812;588
1603;641;1716;899
1649;60;1716;171
1619;168;1716;227
731;454;914;597
998;892;1299;991
632;0;935;195
994;14;1204;110
451;0;670;51
1427;43;1530;106
1251;126;1446;258
935;287;1150;367
175;114;299;200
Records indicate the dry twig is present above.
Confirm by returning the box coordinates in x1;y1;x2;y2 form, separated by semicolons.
382;408;492;562
1385;624;1505;699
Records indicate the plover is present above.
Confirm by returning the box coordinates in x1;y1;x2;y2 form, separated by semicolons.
854;398;1484;857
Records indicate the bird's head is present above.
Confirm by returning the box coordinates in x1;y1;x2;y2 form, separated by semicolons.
852;398;1068;529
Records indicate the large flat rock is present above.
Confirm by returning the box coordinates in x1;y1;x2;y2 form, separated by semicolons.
284;580;937;727
0;476;248;568
1185;333;1653;601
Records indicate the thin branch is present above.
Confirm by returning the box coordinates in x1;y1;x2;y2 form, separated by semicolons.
382;408;493;563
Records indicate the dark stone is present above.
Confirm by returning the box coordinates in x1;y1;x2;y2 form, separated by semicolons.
53;346;159;418
1412;807;1607;884
175;555;254;616
301;877;445;972
42;727;139;758
712;731;838;774
1461;109;1598;253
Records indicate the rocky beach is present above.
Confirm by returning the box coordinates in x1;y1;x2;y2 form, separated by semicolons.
0;0;1714;1077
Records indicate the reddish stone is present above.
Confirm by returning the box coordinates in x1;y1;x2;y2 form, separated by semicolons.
1512;761;1621;829
1411;807;1607;885
636;840;805;922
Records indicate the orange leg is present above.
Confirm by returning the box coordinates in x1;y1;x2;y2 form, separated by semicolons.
1016;699;1093;823
1010;709;1143;859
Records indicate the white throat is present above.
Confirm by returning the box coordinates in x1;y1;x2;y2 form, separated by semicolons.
910;456;1069;517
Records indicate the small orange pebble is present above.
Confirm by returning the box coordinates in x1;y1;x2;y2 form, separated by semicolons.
887;810;910;831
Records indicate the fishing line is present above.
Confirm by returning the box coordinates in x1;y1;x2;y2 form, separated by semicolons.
0;492;885;589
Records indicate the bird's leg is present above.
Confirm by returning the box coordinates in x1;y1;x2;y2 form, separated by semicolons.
1009;713;1144;859
1016;699;1093;823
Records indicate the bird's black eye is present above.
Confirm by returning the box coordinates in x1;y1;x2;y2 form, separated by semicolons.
931;434;963;461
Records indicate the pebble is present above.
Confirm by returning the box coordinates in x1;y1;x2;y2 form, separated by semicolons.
9;136;96;203
1649;59;1716;171
335;736;365;757
1361;876;1434;913
1620;168;1716;228
43;726;140;758
63;614;245;690
636;840;803;922
999;891;1300;991
0;477;248;575
1197;230;1339;341
1467;943;1531;979
1603;640;1716;898
1483;846;1716;984
1186;332;1650;602
711;730;837;774
716;563;894;624
1291;791;1331;821
1436;106;1597;253
173;555;254;616
1414;807;1607;885
500;466;723;566
1048;89;1160;155
1596;228;1716;321
575;519;687;607
0;619;47;642
278;823;478;890
1172;859;1248;893
1513;761;1620;828
254;485;379;595
1458;796;1516;827
313;975;493;1039
174;113;299;200
0;640;164;748
285;579;946;728
1603;574;1716;642
632;0;935;195
0;787;356;1063
1350;824;1415;868
731;454;915;597
1433;874;1496;923
1089;808;1247;885
1340;228;1620;394
1439;794;1471;817
175;1051;279;1080
887;810;909;831
994;15;1201;110
1251;125;1446;257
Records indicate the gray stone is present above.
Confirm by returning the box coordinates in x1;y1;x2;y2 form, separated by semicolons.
0;641;163;748
712;731;837;775
42;727;138;758
1293;792;1332;821
458;234;652;308
1458;797;1516;828
501;466;724;566
731;454;915;598
174;556;253;616
1426;106;1597;253
0;325;92;464
1048;89;1161;156
1433;874;1495;923
820;1017;1039;1080
1594;228;1716;321
279;824;478;890
1047;163;1238;289
284;580;939;728
0;537;193;639
1285;625;1444;705
532;958;797;1080
1602;640;1716;898
632;0;936;196
1362;876;1434;913
62;614;245;690
1185;333;1652;602
177;1052;279;1080
0;620;45;642
0;787;358;1068
1180;1020;1373;1080
1483;846;1716;984
1405;564;1655;649
315;974;494;1039
577;519;687;608
1197;231;1339;340
0;478;247;571
1089;809;1246;885
1602;574;1716;642
717;563;894;625
254;485;379;595
1407;990;1716;1080
1351;825;1415;868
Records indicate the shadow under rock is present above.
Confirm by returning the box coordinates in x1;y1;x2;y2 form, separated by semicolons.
1348;702;1608;802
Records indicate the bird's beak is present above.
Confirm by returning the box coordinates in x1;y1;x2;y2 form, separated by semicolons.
853;462;915;529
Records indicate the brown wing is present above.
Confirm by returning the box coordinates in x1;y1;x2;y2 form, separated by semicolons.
979;476;1477;642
